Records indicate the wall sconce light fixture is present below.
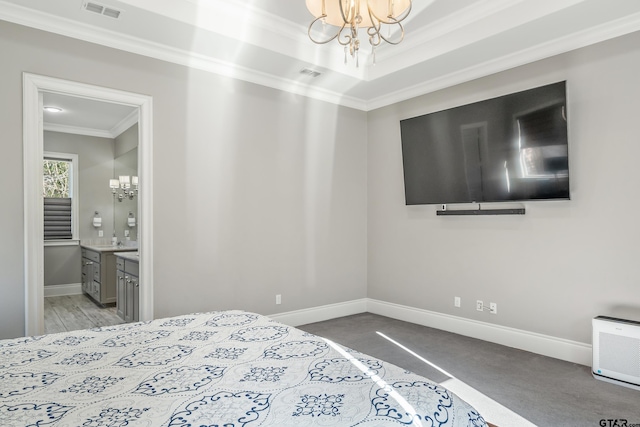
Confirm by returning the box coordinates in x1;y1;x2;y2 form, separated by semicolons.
110;175;138;202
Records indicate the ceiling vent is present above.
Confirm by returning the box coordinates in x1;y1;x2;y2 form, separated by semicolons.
82;2;122;19
300;68;322;78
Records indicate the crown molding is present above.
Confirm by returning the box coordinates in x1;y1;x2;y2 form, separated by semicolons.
111;108;139;138
43;123;114;139
43;107;139;138
113;0;364;79
4;1;640;112
368;0;587;80
366;10;640;111
0;0;365;109
368;0;522;75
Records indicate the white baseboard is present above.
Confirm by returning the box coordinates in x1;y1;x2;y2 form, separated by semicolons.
268;298;367;327
267;297;592;366
44;283;82;297
366;299;592;366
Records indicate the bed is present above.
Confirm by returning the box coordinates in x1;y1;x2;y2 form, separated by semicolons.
0;311;488;426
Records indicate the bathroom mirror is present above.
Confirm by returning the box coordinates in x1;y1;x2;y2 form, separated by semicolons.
113;124;139;244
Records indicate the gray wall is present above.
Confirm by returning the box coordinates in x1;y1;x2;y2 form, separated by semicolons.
43;131;115;286
367;31;640;344
0;20;367;338
43;245;81;287
115;123;138;158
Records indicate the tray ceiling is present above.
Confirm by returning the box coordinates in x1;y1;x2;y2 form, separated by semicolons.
3;0;640;115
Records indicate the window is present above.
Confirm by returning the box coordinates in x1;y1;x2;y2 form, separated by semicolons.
43;152;78;242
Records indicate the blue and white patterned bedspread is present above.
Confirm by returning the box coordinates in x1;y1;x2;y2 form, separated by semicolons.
0;311;487;426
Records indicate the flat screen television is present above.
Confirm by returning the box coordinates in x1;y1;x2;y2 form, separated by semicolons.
400;81;569;205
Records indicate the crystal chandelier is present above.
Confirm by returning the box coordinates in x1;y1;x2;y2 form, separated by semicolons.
306;0;412;66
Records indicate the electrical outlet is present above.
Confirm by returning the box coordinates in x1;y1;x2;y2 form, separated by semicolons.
476;300;483;311
124;230;129;237
275;294;281;305
98;230;103;237
490;302;497;314
454;296;461;308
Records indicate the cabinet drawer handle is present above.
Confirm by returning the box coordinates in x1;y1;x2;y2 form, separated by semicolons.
84;262;93;265
135;283;139;288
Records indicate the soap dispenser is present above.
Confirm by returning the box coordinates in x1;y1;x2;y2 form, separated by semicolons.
112;230;117;246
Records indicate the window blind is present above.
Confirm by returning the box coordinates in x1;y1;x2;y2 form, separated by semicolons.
44;197;72;240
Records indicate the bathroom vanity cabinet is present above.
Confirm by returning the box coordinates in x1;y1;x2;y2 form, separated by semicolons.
116;254;139;323
81;244;138;307
81;248;117;305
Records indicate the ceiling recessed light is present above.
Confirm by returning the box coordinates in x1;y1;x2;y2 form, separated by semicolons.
44;106;63;113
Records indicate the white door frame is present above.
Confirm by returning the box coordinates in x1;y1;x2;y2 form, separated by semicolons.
23;73;154;336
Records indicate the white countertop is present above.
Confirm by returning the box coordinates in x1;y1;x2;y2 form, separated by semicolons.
81;244;138;253
114;251;139;262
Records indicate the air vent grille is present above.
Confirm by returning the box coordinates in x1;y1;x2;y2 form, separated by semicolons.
300;68;322;78
83;2;122;19
84;2;103;14
102;7;121;19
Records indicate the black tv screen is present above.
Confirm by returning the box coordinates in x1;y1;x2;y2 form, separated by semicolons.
400;81;569;205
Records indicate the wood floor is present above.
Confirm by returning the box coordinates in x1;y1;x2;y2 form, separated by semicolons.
44;294;123;334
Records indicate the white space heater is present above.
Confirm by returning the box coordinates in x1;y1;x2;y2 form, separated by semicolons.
592;316;640;391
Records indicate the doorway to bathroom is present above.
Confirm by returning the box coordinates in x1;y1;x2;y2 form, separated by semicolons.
23;73;154;336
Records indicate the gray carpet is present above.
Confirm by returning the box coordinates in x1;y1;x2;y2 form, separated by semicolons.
298;313;640;427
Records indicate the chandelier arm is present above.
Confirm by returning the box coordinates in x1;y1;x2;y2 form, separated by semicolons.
367;0;412;24
339;0;348;23
367;26;382;47
338;26;355;47
308;16;346;45
364;1;408;45
339;0;355;25
375;21;406;45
